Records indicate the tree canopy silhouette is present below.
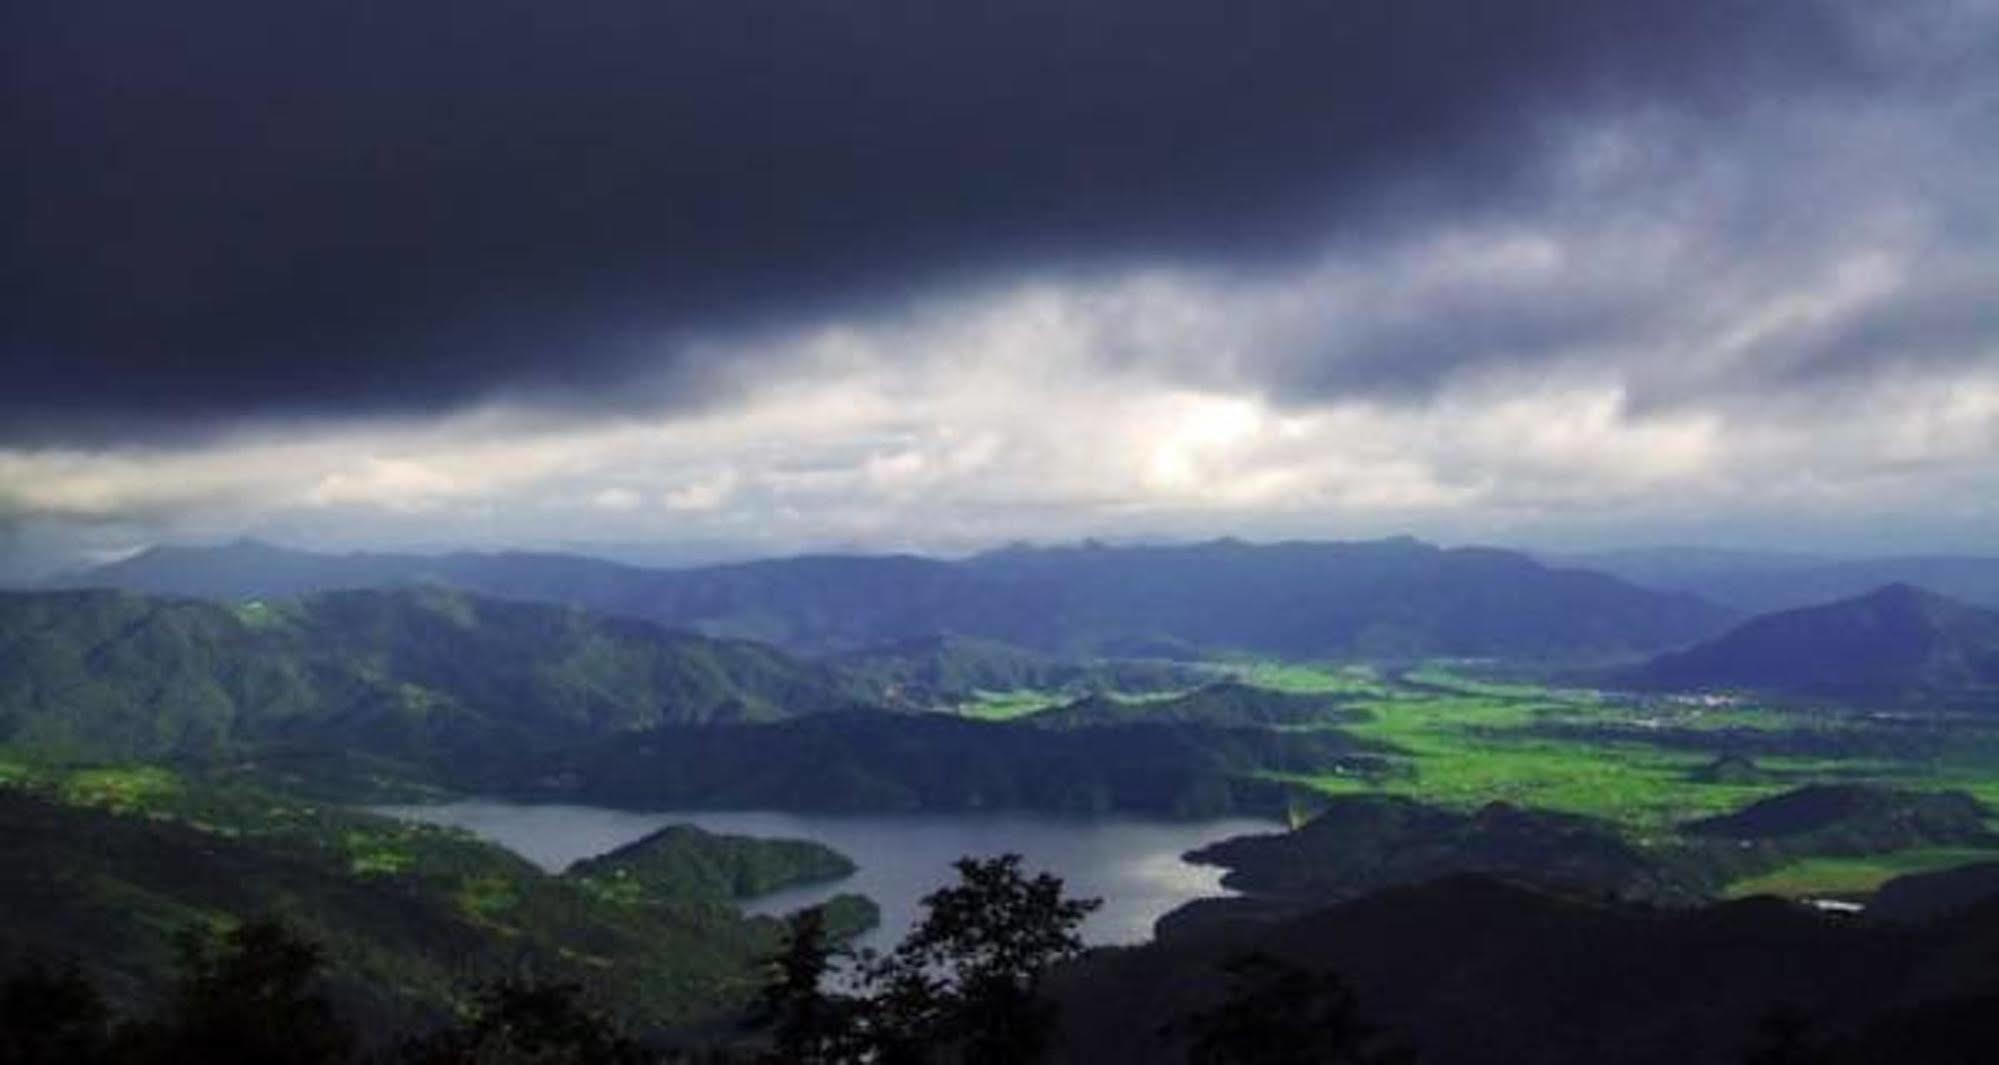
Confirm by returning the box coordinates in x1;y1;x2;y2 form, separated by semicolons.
855;853;1101;1065
121;918;353;1065
1186;952;1411;1065
747;853;1101;1064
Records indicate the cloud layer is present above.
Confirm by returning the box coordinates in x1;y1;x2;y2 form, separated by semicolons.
7;0;1886;435
4;1;1998;566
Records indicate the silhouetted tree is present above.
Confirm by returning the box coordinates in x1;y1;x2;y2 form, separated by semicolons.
400;978;653;1065
119;918;353;1065
1185;953;1411;1065
747;906;858;1064
1743;1005;1826;1065
0;958;110;1065
855;853;1101;1065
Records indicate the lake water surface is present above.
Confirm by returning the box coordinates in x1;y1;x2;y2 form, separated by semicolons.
371;801;1275;951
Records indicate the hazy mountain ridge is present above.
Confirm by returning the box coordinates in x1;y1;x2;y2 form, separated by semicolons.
63;536;1737;661
1620;584;1999;704
1550;546;1999;612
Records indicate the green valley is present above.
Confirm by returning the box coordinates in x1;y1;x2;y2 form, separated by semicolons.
9;577;1999;1054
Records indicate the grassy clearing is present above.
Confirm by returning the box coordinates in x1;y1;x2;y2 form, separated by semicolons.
960;689;1067;720
960;685;1191;721
1724;848;1999;899
1314;692;1743;830
59;765;184;813
1220;660;1386;695
230;599;291;629
455;875;521;921
340;826;417;876
1398;665;1553;699
0;756;35;787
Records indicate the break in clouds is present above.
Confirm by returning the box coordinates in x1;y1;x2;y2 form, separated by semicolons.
4;1;1997;569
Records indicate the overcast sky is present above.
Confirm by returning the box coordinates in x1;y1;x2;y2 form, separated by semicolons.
5;1;1998;575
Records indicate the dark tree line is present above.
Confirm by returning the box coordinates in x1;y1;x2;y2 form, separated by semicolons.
1;920;353;1065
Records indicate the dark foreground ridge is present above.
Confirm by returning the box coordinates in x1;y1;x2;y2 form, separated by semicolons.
1053;872;1999;1065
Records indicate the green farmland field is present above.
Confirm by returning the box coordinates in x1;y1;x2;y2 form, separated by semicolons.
991;660;1999;898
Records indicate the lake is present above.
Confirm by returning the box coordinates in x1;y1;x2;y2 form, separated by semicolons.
370;801;1275;951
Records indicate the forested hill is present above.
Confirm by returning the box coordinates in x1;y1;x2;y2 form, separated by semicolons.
63;536;1735;661
0;586;865;766
1619;583;1999;704
831;634;1208;705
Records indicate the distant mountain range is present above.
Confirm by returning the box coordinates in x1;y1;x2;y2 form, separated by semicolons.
1619;584;1999;704
1547;546;1999;613
57;536;1735;661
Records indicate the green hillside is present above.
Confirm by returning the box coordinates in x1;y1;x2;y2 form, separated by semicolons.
0;770;869;1034
566;823;857;905
833;634;1207;708
0;587;862;773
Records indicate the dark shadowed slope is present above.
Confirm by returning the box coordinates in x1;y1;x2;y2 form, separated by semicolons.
532;711;1380;818
1182;794;1706;907
1869;861;1999;922
1682;785;1994;849
1052;873;1999;1065
1620;584;1999;703
64;536;1735;661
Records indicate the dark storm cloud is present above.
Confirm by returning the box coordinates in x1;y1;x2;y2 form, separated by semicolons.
3;0;1878;443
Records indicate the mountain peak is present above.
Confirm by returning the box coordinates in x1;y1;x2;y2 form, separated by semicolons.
1624;582;1999;702
1861;581;1947;608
